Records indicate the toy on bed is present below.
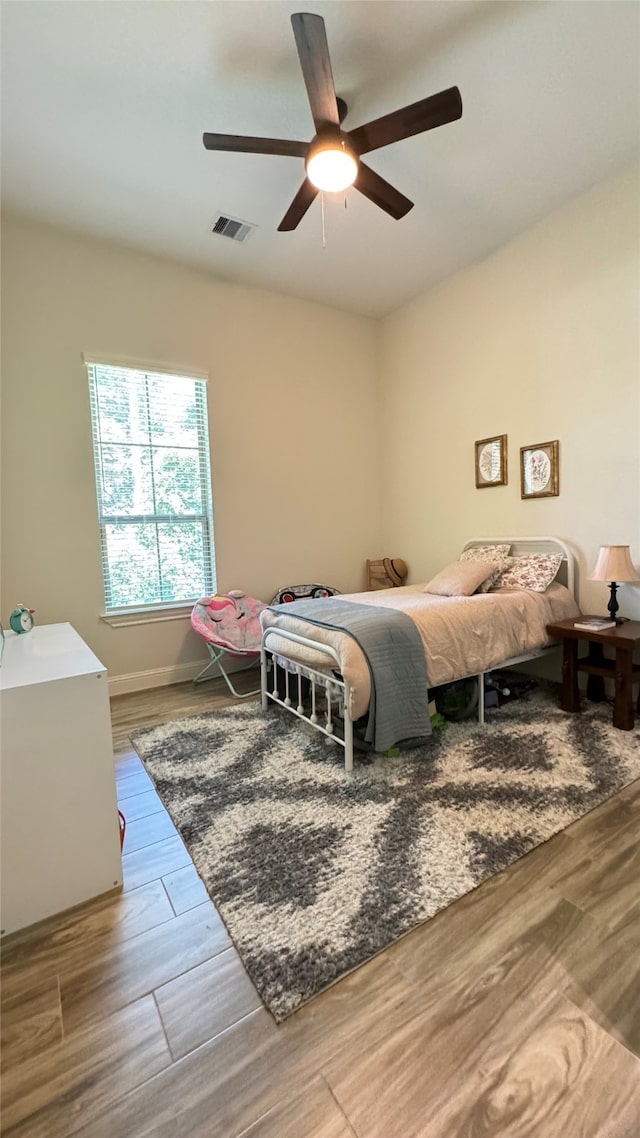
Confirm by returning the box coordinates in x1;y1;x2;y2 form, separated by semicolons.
270;583;341;605
191;590;265;697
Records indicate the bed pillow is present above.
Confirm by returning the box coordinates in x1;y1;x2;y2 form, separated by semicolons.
424;559;499;597
492;552;563;592
460;544;513;593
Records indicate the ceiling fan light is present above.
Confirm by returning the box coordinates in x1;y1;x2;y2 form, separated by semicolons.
306;144;358;193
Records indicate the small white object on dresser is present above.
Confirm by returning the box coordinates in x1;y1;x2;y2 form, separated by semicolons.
0;622;122;937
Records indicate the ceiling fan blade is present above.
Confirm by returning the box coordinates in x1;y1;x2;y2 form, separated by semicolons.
278;178;319;231
354;162;413;220
291;13;339;129
203;133;308;158
348;87;462;155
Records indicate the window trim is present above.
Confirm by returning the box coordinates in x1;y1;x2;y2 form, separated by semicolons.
82;352;209;382
100;603;193;628
85;355;216;616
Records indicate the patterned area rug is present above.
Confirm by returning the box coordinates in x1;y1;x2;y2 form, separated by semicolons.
131;686;640;1021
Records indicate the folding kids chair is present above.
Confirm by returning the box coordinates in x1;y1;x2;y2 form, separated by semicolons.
191;590;266;697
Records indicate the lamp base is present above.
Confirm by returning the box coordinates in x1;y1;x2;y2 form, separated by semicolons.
606;581;621;624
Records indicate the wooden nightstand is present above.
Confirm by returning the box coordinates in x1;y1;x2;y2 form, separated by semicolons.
546;618;640;731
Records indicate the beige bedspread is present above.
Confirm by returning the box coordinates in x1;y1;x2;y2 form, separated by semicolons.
261;582;580;719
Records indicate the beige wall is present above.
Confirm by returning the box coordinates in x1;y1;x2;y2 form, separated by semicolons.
1;216;380;682
2;164;639;688
379;163;640;622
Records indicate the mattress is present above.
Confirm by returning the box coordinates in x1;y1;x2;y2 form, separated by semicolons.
260;581;580;720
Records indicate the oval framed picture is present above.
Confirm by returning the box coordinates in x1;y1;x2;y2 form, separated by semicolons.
520;440;559;499
474;434;507;489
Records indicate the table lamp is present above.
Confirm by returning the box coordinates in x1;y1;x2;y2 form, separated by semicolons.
588;545;640;622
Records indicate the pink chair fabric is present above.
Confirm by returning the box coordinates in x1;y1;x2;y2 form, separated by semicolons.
190;591;266;695
191;590;266;654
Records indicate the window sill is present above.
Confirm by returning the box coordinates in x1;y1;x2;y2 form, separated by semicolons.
100;605;193;629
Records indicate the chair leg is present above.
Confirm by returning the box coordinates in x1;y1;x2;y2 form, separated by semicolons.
194;643;260;697
217;657;261;699
193;655;223;684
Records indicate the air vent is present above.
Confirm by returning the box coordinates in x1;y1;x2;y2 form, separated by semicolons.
210;214;256;243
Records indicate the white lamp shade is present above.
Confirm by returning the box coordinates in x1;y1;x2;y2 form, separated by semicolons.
588;545;640;583
306;145;358;193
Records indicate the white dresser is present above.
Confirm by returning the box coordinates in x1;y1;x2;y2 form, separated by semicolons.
1;622;122;936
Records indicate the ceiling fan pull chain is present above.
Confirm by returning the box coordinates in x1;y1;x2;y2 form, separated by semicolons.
321;191;326;248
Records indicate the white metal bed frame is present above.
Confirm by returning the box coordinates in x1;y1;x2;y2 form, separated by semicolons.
260;631;354;770
260;536;575;774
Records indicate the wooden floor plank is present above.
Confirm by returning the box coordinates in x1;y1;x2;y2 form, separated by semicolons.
59;900;231;1036
1;879;175;984
70;955;422;1138
551;839;640;930
161;862;209;915
115;787;165;823
1;974;62;1073
532;895;640;1059
382;834;572;994
121;808;178;855
235;1076;356;1138
121;832;192;892
1;994;171;1137
154;947;263;1059
114;752;146;779
116;767;154;801
277;952;432;1063
324;952;640;1138
613;777;640;810
69;1009;288;1138
2;678;637;1138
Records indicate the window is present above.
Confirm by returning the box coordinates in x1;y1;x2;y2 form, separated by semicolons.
86;360;216;613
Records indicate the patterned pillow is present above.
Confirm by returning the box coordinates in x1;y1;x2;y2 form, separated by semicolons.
460;545;512;593
423;559;499;597
493;553;563;592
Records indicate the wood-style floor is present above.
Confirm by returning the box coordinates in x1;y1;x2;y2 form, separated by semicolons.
1;673;639;1137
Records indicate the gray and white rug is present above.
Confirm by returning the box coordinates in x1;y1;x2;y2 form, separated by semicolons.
131;687;640;1021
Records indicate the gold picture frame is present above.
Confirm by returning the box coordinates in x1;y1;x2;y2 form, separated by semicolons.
474;434;507;489
520;439;559;499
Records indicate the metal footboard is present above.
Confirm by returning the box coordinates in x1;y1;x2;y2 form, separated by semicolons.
260;632;559;772
260;629;354;773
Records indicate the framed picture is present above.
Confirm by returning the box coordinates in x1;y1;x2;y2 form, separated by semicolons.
475;434;507;489
520;440;559;499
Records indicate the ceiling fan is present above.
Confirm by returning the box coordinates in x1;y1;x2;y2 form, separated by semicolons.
203;12;462;232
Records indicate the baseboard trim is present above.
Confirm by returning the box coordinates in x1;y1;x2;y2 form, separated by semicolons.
107;656;260;696
108;661;207;696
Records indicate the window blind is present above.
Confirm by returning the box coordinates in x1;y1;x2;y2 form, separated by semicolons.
87;361;216;612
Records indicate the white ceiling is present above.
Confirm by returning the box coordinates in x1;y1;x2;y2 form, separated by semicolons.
2;1;639;318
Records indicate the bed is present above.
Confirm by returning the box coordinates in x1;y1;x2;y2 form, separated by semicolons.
260;536;580;771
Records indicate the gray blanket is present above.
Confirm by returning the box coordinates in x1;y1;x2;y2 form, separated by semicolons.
268;598;431;752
